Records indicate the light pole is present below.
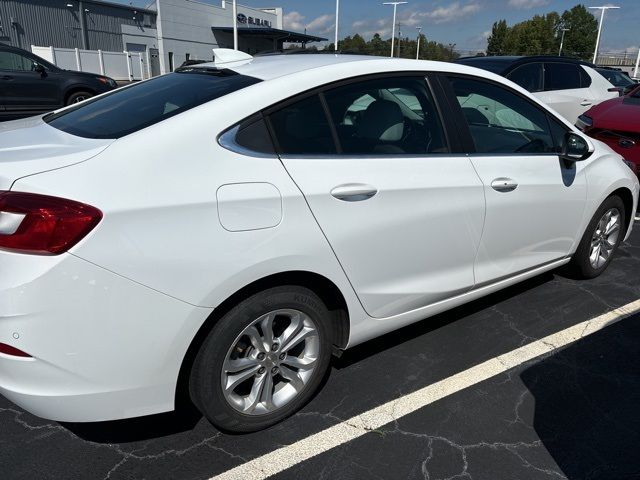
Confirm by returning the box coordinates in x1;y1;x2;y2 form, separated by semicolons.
558;28;569;56
334;0;340;52
589;5;620;64
232;0;238;50
397;23;402;57
383;1;408;58
416;26;422;60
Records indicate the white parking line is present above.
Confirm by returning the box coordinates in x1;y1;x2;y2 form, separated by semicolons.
211;299;640;480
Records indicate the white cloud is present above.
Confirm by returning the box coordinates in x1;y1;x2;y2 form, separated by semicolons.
507;0;550;8
423;2;481;24
283;11;305;31
350;1;481;38
306;14;335;35
283;11;335;35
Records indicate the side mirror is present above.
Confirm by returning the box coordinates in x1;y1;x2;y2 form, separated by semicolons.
561;132;590;162
33;63;46;74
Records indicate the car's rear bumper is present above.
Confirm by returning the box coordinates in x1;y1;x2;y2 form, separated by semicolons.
0;251;210;422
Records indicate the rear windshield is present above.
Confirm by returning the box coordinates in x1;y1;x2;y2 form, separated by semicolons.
45;69;261;139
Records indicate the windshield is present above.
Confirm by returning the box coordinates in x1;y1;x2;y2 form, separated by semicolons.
45;69;261;139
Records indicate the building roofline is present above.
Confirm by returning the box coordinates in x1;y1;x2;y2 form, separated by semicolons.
76;0;157;14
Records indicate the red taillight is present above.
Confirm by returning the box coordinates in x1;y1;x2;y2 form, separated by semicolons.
0;342;32;358
0;191;102;255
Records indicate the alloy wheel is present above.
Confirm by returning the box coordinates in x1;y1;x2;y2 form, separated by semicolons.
221;309;320;415
589;207;621;269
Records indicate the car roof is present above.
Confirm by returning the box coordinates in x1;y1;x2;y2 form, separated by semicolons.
196;54;393;81
455;55;593;74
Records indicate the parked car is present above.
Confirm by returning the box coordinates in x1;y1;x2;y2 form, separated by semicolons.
0;51;637;433
595;67;638;95
455;56;618;124
577;84;640;175
0;43;117;120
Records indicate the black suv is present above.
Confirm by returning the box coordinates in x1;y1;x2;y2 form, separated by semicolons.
0;44;117;120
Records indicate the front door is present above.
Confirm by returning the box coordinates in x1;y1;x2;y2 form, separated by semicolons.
266;75;485;318
0;49;62;115
444;75;587;285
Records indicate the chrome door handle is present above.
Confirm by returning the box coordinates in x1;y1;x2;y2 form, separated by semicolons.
580;100;592;106
491;177;518;193
330;183;378;202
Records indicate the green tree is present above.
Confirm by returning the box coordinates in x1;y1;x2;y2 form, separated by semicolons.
559;5;598;59
487;20;508;55
483;4;595;59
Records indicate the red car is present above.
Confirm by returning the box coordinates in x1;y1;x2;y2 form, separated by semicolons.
577;84;640;175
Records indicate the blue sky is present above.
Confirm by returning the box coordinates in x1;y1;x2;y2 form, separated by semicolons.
122;1;639;53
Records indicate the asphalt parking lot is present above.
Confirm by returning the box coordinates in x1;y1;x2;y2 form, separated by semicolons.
3;222;640;480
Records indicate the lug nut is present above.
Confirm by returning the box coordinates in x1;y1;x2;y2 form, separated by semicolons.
258;367;266;374
279;353;286;360
271;343;279;351
257;352;266;360
271;367;279;375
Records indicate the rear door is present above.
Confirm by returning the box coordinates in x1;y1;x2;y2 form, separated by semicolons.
442;74;587;285
268;75;485;319
535;62;592;123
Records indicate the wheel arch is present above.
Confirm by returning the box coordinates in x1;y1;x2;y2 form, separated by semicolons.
174;270;350;409
610;186;634;234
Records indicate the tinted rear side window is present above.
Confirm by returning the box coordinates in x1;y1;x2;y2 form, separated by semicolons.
544;63;582;91
268;95;337;155
507;63;543;92
45;69;261;139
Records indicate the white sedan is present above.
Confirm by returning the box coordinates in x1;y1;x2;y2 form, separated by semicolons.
0;50;637;432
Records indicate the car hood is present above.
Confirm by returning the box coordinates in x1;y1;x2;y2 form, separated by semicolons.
0;116;113;190
587;95;640;132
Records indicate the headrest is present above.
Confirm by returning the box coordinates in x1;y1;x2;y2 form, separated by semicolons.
357;100;404;142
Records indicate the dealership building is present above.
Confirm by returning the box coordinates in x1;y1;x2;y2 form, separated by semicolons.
0;0;325;74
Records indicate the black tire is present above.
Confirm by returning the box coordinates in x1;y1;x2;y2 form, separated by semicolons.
567;195;626;279
189;286;333;433
66;91;94;105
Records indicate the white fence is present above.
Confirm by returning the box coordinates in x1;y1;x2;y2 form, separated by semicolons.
31;45;149;81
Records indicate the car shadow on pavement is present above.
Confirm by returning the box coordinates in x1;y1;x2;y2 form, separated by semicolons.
62;404;202;443
520;315;640;480
334;272;554;369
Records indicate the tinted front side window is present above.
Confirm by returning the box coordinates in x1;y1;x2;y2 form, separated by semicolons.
268;95;336;155
46;70;261;139
0;51;34;71
545;63;582;91
449;76;556;154
323;77;448;155
507;63;543;92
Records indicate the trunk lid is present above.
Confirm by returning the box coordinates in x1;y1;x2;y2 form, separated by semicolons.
0;116;113;190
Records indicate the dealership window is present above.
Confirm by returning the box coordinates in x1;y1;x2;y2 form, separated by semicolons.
448;76;556;154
